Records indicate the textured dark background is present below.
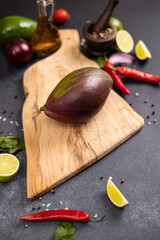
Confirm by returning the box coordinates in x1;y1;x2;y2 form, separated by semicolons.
0;0;160;239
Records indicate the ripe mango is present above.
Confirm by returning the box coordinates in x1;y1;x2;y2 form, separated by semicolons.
40;67;113;124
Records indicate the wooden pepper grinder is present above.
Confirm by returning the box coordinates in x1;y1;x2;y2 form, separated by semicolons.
83;0;119;56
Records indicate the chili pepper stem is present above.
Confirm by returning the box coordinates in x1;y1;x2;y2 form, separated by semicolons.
89;215;105;222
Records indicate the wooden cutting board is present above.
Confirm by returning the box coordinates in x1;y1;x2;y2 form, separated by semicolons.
22;29;144;201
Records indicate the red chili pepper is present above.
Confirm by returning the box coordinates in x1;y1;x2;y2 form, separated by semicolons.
103;61;131;95
20;209;105;222
117;67;160;82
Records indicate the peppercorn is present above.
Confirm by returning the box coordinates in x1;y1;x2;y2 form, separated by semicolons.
121;179;125;184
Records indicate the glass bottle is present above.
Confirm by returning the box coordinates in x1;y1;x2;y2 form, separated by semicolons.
31;0;61;58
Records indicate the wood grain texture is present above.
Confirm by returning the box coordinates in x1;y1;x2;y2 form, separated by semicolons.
22;29;144;201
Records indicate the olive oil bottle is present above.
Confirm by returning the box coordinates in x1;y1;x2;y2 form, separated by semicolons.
31;0;61;57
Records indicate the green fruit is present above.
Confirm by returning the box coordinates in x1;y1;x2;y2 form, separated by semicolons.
0;154;20;182
109;17;123;32
0;16;37;46
40;67;113;124
115;30;134;53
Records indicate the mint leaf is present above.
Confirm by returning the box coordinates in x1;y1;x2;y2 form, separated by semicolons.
94;56;108;68
54;222;76;240
0;136;25;154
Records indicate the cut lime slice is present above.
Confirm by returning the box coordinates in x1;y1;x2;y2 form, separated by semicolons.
106;177;129;208
135;40;152;60
116;30;134;53
0;153;20;182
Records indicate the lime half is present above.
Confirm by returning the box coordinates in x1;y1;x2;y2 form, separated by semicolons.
135;40;152;60
110;17;123;31
0;154;20;182
107;177;129;208
116;30;134;53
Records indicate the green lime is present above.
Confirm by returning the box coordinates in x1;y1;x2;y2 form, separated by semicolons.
0;153;20;182
0;16;37;46
110;17;123;31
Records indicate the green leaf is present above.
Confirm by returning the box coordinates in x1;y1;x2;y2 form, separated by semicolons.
94;56;108;68
0;136;18;148
9;142;25;154
54;222;76;240
0;148;7;152
0;136;25;154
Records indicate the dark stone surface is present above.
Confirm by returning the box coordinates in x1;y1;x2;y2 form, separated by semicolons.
0;0;160;239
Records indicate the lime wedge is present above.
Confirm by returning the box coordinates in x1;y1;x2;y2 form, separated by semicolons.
106;177;129;208
116;30;134;53
0;154;20;182
135;40;152;60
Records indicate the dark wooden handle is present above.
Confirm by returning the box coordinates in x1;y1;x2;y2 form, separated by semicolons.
93;0;119;34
